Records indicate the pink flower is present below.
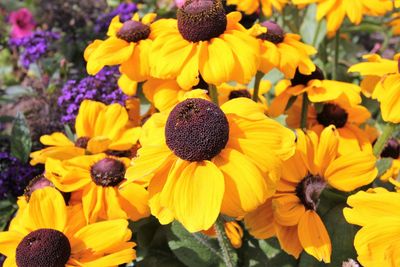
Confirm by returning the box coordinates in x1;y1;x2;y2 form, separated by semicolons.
175;0;186;8
9;8;35;39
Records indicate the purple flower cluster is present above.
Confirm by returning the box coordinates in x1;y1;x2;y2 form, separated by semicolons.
9;30;60;69
94;2;138;33
0;152;42;200
58;66;128;125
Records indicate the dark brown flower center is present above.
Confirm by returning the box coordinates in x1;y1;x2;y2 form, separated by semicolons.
16;229;71;267
290;67;325;86
177;0;227;42
90;158;126;187
316;103;348;128
381;138;400;159
165;98;229;161
228;89;251;100
295;174;326;211
117;20;150;43
75;136;90;149
258;21;284;44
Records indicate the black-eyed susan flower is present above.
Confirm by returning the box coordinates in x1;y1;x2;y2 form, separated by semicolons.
125;95;296;232
226;0;287;17
30;100;141;165
245;126;377;262
269;68;362;118
45;154;150;223
379;138;400;186
217;81;271;108
249;21;317;78
344;188;400;266
150;0;260;89
292;0;394;37
0;187;135;266
84;13;157;81
349;54;400;123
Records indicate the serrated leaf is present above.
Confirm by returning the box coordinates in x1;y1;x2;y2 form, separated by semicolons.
167;221;224;267
10;112;32;163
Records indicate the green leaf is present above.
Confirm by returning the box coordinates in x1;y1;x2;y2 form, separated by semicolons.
300;4;327;48
10;112;32;163
299;204;358;266
0;199;17;231
167;221;224;267
239;235;297;267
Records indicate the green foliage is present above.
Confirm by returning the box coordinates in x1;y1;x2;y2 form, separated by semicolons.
10;112;32;163
167;221;224;267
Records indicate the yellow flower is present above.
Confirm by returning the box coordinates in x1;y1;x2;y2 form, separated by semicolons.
269;68;362;118
125;96;296;232
344;188;400;267
349;53;400;123
45;154;150;223
0;187;135;266
84;13;157;81
30;100;141;165
292;0;394;37
249;21;317;78
226;0;287;17
246;126;377;262
150;0;260;89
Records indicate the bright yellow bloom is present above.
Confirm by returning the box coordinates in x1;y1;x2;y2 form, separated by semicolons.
227;0;287;17
84;13;157;81
349;53;400;123
0;187;135;266
249;21;317;78
45;154;150;223
30;100;141;165
150;0;260;89
125;94;296;232
246;126;377;262
293;0;394;37
344;188;400;267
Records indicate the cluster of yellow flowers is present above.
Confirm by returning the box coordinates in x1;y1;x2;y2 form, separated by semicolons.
1;0;400;266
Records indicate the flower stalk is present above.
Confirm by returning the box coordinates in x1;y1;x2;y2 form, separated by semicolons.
252;71;264;102
215;217;237;267
373;123;398;157
208;84;219;106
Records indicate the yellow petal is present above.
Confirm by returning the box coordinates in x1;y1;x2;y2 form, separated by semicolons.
298;211;331;263
325;151;377;192
213;149;269;218
164;161;225;232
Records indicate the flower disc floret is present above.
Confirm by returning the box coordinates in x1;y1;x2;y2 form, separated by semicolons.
16;229;71;267
177;0;227;42
295;174;326;211
316;103;348;128
258;21;284;44
165;98;229;161
90;158;126;187
117;20;150;43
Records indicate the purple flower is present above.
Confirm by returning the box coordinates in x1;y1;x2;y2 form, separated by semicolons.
0;152;42;200
94;2;138;33
8;8;35;39
9;30;60;69
58;66;128;125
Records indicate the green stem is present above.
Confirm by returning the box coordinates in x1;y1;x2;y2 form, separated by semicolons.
192;232;224;261
300;94;309;129
373;123;398;157
215;217;237;267
312;21;322;48
252;71;264;102
208;84;219;106
332;31;340;80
